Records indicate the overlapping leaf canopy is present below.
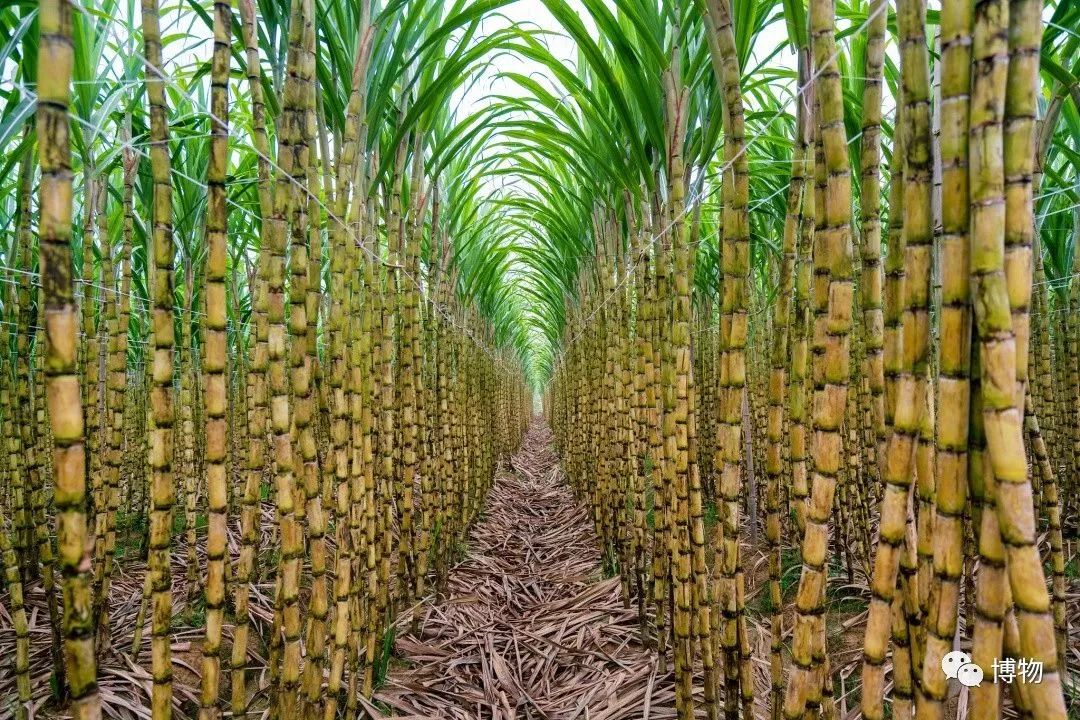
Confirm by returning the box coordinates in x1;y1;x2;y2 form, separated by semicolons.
0;0;1077;386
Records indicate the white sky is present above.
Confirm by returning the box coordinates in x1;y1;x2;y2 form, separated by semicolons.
449;0;590;198
448;0;809;201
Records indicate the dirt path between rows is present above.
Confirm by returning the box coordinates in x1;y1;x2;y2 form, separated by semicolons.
368;422;691;719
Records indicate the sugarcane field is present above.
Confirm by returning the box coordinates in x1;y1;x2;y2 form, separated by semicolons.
0;0;1079;717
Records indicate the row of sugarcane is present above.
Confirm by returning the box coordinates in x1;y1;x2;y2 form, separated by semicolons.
1;0;530;719
546;0;1072;716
